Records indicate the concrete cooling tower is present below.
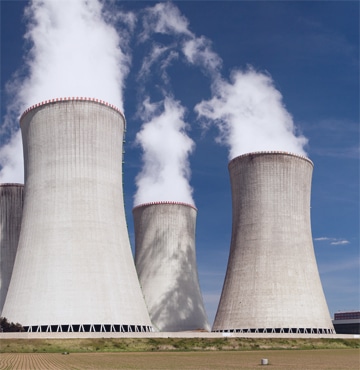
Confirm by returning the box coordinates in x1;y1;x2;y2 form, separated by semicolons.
0;184;23;315
212;151;335;334
1;98;153;333
133;201;210;332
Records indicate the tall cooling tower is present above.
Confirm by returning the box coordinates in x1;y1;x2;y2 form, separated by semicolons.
212;152;335;334
133;201;210;332
2;98;153;333
0;184;23;315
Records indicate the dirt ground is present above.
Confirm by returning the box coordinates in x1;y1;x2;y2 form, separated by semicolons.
0;349;359;370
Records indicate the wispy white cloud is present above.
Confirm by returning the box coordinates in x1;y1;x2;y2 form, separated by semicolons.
331;240;350;246
314;237;351;245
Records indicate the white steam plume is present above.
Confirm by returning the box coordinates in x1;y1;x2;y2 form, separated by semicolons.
0;0;132;183
134;97;195;207
20;0;129;110
195;68;308;159
134;2;201;207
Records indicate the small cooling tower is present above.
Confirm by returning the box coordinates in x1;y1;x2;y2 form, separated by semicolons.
133;201;210;332
212;151;335;334
2;98;153;333
0;184;23;315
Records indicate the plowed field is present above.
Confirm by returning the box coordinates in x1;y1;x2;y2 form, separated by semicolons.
0;349;359;369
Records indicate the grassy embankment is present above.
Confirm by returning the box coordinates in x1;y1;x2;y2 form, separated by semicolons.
0;337;359;353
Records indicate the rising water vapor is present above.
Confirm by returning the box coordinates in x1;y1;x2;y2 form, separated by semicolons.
0;0;132;182
20;0;129;110
133;2;201;206
134;97;195;207
195;68;308;159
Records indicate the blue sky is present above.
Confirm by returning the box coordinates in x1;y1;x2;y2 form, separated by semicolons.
1;1;359;326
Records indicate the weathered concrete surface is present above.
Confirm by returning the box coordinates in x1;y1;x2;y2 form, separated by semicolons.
1;99;152;331
213;152;334;333
0;184;23;314
134;202;210;332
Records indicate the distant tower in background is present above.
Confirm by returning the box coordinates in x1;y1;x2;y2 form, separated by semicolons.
2;98;153;333
0;183;23;315
133;201;210;332
213;151;335;334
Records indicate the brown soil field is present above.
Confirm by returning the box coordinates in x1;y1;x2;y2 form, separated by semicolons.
0;349;359;370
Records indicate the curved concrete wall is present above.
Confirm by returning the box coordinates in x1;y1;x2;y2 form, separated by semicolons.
133;202;210;332
212;152;334;334
0;184;23;315
2;98;152;333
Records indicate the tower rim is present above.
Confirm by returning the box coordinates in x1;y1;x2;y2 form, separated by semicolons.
228;151;313;168
133;201;197;212
20;97;126;126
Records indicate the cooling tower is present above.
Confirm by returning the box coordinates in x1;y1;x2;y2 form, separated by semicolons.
0;184;23;315
133;201;210;332
1;98;153;333
212;151;335;334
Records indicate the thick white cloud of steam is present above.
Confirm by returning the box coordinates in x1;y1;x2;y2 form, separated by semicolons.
195;68;308;159
0;0;130;183
134;97;195;207
21;0;128;110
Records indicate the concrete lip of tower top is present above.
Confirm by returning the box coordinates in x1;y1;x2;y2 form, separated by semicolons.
228;151;314;167
20;97;126;125
133;201;197;212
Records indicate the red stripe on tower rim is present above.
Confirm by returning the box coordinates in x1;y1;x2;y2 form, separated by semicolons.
133;201;197;212
20;97;125;124
228;151;313;167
